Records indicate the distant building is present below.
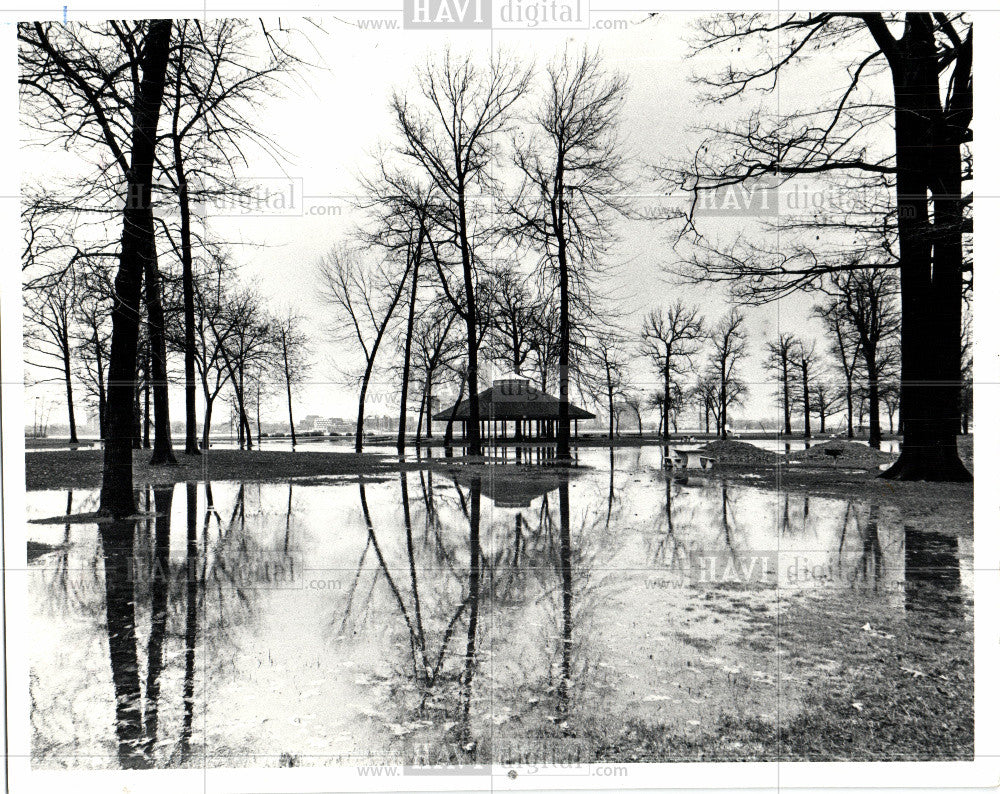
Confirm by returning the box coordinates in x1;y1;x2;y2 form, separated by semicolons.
297;415;354;434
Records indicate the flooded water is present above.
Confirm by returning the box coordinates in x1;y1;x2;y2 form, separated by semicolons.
27;446;971;768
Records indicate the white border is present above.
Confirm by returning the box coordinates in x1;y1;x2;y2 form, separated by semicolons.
3;2;999;793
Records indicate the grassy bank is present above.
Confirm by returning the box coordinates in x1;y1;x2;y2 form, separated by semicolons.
23;441;972;534
24;448;409;491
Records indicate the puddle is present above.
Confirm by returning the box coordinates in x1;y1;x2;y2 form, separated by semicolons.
26;449;972;767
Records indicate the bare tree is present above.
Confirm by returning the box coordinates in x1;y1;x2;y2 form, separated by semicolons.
20;20;175;512
691;374;720;435
587;334;627;441
24;270;81;443
640;301;705;442
392;50;530;456
189;263;235;449
707;310;747;439
511;47;627;459
822;267;900;447
622;392;644;437
274;312;310;448
412;302;462;442
209;286;273;450
20;20;175;510
764;333;798;436
488;264;538;378
661;13;972;480
74;264;114;439
318;246;410;453
814;299;861;439
790;340;817;439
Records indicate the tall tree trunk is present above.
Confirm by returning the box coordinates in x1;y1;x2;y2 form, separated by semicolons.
100;19;172;517
175;154;199;455
801;362;811;439
445;370;466;445
143;222;176;465
457;193;482;457
256;381;262;448
235;366;252;450
62;333;78;443
143;350;151;449
425;371;433;439
415;388;426;445
663;364;671;443
865;352;882;448
557;239;571;459
845;376;855;438
719;379;728;439
397;243;422;453
281;332;297;448
881;17;970;481
355;363;375;453
202;395;214;450
782;362;791;435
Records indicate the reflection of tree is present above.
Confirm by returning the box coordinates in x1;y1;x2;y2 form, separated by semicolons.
458;476;482;740
178;481;204;765
718;482;740;564
855;504;884;587
904;527;961;614
556;479;572;710
344;476;488;758
99;517;147;768
142;486;173;757
356;479;476;692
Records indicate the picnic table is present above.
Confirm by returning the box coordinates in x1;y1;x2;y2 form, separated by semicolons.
668;446;717;470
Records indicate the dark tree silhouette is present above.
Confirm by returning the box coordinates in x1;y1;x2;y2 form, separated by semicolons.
640;301;705;442
662;13;972;480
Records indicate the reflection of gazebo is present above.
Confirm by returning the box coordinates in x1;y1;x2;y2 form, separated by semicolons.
450;468;582;508
433;377;595;441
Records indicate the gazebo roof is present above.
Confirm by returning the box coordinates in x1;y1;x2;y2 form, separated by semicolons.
432;378;596;422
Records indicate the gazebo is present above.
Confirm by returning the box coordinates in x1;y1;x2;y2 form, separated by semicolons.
432;377;596;441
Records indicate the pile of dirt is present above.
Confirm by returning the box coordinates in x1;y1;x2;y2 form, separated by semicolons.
789;440;896;466
701;440;778;465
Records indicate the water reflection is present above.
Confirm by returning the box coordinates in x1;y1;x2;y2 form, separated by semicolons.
27;451;972;768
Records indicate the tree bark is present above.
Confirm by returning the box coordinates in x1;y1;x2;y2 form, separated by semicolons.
864;352;882;448
143;211;177;465
202;396;214;451
445;370;466;445
397;238;422;453
801;361;811;439
355;363;374;453
782;359;791;435
175;149;200;455
100;19;172;517
457;194;482;457
880;16;970;481
62;331;79;443
556;226;571;459
142;350;151;449
281;331;297;448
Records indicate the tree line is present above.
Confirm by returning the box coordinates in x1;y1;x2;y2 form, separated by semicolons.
20;20;316;516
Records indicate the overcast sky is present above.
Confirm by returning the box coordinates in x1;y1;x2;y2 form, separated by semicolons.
23;13;893;430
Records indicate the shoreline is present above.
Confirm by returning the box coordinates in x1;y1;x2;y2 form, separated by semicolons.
22;442;972;535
